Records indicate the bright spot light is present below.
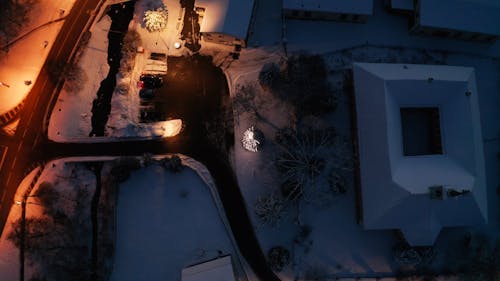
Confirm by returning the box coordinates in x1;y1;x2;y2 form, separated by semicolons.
15;201;22;205
159;119;182;137
174;42;181;49
242;126;262;152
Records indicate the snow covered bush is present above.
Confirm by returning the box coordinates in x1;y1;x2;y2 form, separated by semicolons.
258;62;282;91
120;29;142;76
142;153;155;167
267;54;336;118
446;233;500;281
161;155;183;173
63;63;88;94
242;126;265;152
144;7;168;33
0;0;36;45
255;192;288;226
267;246;291;272
275;126;336;201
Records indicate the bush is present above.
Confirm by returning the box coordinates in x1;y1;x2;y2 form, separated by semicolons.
255;192;287;226
275;126;335;201
161;155;183;173
269;54;336;118
267;246;290;272
258;62;282;91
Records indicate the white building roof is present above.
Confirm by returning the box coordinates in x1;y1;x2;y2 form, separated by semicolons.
182;255;236;281
195;0;254;40
353;63;488;246
418;0;500;36
283;0;373;15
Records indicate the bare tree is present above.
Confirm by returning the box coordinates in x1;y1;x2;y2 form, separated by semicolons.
255;192;288;227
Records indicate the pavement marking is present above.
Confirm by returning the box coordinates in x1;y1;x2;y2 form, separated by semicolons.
0;146;7;170
22;128;28;139
17;142;22;153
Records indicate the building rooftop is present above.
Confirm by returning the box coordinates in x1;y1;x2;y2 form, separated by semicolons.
182;255;236;281
195;0;254;39
353;62;488;246
418;0;500;36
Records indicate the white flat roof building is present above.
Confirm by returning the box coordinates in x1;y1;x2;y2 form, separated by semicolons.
353;63;488;246
195;0;254;46
182;255;236;281
413;0;500;41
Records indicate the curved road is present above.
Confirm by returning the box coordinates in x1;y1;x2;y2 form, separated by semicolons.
0;1;281;281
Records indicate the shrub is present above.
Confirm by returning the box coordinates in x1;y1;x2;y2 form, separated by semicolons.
161;155;183;173
267;246;290;272
258;62;282;91
255;192;287;226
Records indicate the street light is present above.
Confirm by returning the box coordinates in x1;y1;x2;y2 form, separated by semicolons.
15;195;40;281
0;82;10;88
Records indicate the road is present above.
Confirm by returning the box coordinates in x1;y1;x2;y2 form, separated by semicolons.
0;0;102;237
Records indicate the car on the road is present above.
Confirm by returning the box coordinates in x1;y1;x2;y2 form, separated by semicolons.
138;74;163;89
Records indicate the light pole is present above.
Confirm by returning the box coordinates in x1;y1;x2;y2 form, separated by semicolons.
0;82;10;88
15;196;40;281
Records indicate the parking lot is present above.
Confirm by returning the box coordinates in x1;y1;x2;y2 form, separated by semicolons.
137;55;229;138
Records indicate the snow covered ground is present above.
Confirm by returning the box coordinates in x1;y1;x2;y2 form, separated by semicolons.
109;161;247;281
48;0;188;141
0;0;76;115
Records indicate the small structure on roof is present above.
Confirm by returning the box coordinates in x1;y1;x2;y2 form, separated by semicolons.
182;255;236;281
411;0;500;42
353;62;488;246
283;0;373;23
194;0;255;47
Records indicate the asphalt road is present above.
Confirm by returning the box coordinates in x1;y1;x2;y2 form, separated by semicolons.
0;0;102;237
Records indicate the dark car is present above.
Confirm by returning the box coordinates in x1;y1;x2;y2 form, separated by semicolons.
139;88;155;99
139;74;163;88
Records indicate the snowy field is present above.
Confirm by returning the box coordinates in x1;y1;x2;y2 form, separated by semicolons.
110;162;246;281
0;0;76;114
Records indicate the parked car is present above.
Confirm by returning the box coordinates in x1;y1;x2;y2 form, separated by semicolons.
139;74;163;88
139;88;155;99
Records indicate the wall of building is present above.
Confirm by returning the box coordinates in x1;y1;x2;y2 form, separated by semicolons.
283;9;368;23
201;32;245;47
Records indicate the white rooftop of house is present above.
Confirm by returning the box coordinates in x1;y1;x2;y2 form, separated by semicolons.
353;62;488;246
182;255;236;281
283;0;373;15
418;0;500;36
195;0;254;39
